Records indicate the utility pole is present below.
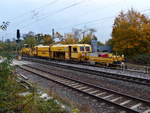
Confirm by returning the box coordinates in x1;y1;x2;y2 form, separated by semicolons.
82;31;86;39
16;29;21;58
52;28;55;39
2;36;4;42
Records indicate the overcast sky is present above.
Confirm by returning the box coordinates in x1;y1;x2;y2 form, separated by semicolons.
0;0;150;43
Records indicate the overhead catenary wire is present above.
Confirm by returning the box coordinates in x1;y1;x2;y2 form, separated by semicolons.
10;0;62;28
56;6;150;31
19;0;84;29
7;0;78;35
11;0;150;30
56;16;115;30
4;0;85;40
18;0;129;31
10;0;61;22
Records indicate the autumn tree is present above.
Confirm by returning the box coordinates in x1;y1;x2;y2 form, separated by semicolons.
42;34;54;45
62;33;78;44
111;9;150;56
79;34;91;44
106;39;113;46
80;33;97;44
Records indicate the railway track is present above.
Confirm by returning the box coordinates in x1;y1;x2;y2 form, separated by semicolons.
22;57;150;74
18;64;150;113
22;57;150;86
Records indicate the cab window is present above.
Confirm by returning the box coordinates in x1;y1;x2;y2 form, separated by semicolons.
85;47;90;51
80;46;84;51
73;48;77;53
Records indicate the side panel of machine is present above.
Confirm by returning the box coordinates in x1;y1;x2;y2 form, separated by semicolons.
51;45;68;59
21;48;32;56
37;46;50;58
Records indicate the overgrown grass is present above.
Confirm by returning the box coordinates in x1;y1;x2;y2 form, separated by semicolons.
0;57;67;113
0;57;24;112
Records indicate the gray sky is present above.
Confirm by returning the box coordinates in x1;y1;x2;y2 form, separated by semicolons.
0;0;150;43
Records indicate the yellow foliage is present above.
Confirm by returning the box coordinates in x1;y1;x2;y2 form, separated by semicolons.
43;35;54;45
63;34;78;44
79;34;92;44
111;9;150;56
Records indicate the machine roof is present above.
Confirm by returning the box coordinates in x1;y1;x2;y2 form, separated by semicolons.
51;44;91;47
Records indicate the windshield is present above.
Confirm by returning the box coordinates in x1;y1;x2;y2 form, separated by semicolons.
85;47;90;51
80;46;84;51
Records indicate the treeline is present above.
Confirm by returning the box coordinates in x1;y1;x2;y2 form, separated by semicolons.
21;29;103;48
0;40;16;57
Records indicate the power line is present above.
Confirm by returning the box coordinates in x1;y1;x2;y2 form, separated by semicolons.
64;7;150;30
35;0;122;32
10;0;61;22
56;16;115;30
10;0;62;29
8;0;70;34
6;0;84;37
10;0;123;30
19;0;84;29
11;0;79;27
18;0;125;31
9;0;66;27
76;0;122;18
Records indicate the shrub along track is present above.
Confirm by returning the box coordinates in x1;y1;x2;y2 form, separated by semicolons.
17;64;150;113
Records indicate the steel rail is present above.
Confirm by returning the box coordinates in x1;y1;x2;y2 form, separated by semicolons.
18;64;150;113
22;57;150;86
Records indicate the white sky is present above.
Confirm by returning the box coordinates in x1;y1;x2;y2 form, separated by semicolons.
0;0;150;43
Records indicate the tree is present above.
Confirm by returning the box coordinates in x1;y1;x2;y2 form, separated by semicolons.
97;41;104;46
42;34;54;45
105;39;113;46
111;9;150;56
35;33;43;44
0;40;17;56
62;33;78;44
24;36;36;48
23;31;37;47
79;34;92;44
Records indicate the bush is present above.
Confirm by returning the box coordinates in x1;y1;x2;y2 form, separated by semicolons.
23;98;66;113
0;58;66;113
0;58;22;113
130;54;150;65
